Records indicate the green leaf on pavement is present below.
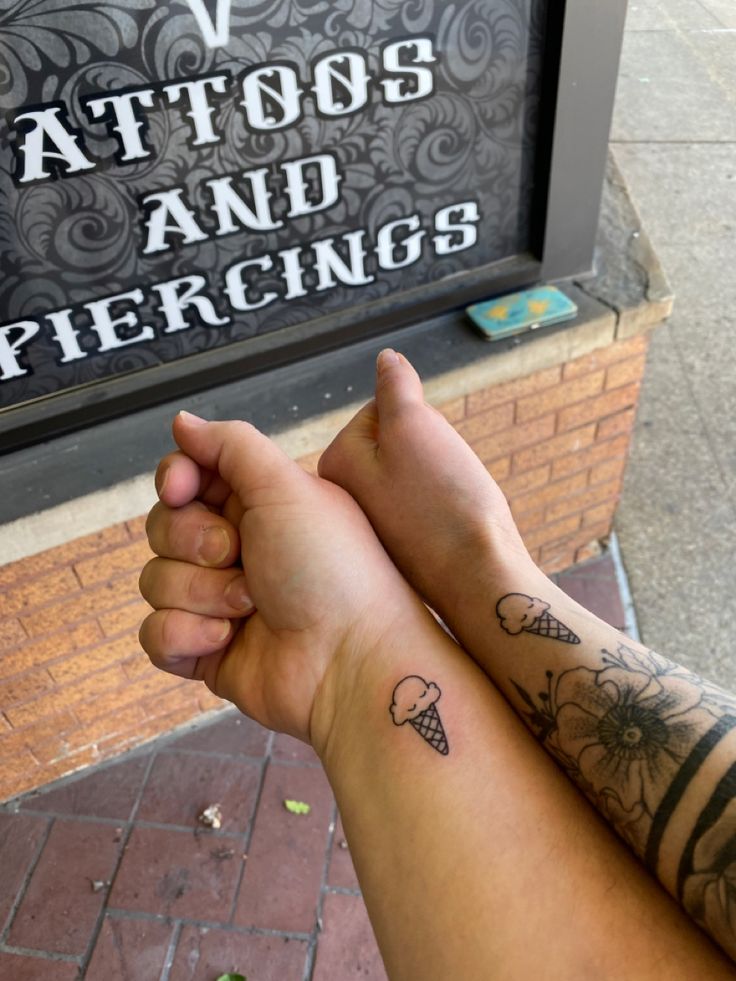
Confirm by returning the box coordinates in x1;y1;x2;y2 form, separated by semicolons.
215;974;246;981
283;799;311;815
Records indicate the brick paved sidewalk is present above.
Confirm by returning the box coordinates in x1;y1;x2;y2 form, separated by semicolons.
0;554;627;981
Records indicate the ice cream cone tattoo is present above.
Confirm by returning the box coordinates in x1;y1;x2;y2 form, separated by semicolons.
496;593;580;644
389;676;449;755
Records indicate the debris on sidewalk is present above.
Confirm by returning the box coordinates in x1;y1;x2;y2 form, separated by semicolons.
198;802;223;829
283;799;311;815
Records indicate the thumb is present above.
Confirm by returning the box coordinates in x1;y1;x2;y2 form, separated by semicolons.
374;349;425;420
172;413;302;509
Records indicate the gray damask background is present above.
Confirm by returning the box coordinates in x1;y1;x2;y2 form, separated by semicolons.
0;0;547;408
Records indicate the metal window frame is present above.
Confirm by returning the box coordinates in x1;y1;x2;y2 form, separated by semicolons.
0;0;628;453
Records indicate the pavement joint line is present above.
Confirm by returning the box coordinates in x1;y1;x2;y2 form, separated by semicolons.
608;531;641;644
78;750;158;977
0;814;52;945
303;799;339;981
132;819;247;837
0;943;81;962
225;754;270;926
158;919;182;981
325;886;362;897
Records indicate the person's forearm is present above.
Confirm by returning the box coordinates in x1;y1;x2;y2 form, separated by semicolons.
313;601;731;980
436;538;736;963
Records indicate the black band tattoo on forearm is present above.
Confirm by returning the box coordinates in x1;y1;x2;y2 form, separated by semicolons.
496;593;580;644
390;676;449;755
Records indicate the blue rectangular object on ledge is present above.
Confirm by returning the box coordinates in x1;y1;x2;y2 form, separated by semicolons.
466;286;578;341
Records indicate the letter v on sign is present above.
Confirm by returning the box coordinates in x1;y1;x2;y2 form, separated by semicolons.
184;0;232;48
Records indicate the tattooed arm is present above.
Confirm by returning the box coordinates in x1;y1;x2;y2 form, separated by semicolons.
140;414;731;980
320;350;736;964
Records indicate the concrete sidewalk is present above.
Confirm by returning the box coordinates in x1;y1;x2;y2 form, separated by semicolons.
610;0;736;686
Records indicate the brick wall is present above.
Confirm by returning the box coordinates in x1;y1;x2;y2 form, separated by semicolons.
0;332;648;801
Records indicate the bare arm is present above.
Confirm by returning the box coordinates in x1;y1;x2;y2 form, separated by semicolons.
319;349;736;964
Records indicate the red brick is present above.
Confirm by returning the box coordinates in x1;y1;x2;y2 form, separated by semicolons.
5;664;129;729
31;703;146;765
0;812;49;927
75;539;154;587
234;763;334;931
20;572;141;638
20;754;148;819
271;731;321;766
485;456;511;482
0;953;79;981
545;480;621;524
0;622;102;680
169;925;308;981
584;502;616;527
552;434;629;480
328;813;359;890
558;383;640;433
0;524;130;591
3;568;80;618
73;670;184;727
0;668;55;709
522;515;581;551
515;507;546;536
197;688;228;713
606;353;648;390
0;710;77;759
498;464;550;500
466;365;561;415
515;370;604;423
8;818;121;955
99;599;148;638
86;916;174;981
562;334;648;380
439;396;466;423
108;702;201;751
125;514;148;539
513;424;596;473
137;752;261;832
109;825;241;919
590;457;628;487
312;892;387;981
539;545;577;575
0;752;42;803
0;618;28;654
575;539;605;564
511;471;588;517
597;406;636;441
121;651;156;682
48;634;141;685
169;711;269;757
474;414;556;462
455;401;514;443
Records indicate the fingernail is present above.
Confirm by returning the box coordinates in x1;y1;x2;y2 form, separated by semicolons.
198;526;231;565
204;618;231;644
377;348;400;372
155;466;169;497
178;410;207;425
225;575;253;612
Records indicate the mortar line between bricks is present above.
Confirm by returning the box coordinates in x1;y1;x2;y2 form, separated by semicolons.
105;907;311;939
158;919;182;981
78;750;157;977
0;943;82;962
0;814;52;944
226;741;273;925
303;799;339;981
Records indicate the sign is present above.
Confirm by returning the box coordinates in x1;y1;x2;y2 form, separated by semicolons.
0;0;545;411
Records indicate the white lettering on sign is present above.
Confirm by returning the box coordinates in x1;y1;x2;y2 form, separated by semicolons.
282;154;342;218
376;215;426;270
225;256;278;311
240;65;304;130
83;289;154;351
83;89;157;161
433;201;480;254
141;188;210;254
313;231;374;291
162;75;229;145
153;276;231;332
12;106;95;183
0;322;40;379
207;171;282;235
46;309;87;363
312;53;370;116
381;38;436;103
184;0;233;48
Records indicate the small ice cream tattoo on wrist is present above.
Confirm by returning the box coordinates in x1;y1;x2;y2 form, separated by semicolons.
390;676;449;755
496;593;580;644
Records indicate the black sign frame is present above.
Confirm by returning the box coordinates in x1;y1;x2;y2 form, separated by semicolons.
0;0;629;453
